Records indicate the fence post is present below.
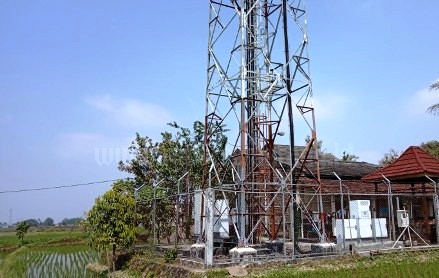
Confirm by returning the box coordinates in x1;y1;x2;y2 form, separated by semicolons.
204;188;214;267
426;175;439;244
382;175;395;241
289;191;295;256
432;195;439;245
333;172;345;250
175;172;189;249
281;179;286;255
371;198;376;242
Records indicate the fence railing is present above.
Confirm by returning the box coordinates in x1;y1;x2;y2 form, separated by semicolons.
135;180;439;267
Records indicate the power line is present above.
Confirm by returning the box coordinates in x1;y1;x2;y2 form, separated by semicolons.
0;178;132;194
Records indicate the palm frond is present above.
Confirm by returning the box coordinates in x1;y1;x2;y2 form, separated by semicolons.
430;81;439;91
427;103;439;115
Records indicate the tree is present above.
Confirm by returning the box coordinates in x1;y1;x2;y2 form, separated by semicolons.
83;179;137;271
118;121;228;241
22;218;39;227
341;151;359;162
305;135;325;154
60;217;82;226
379;149;400;167
420;140;439;160
427;81;439;115
42;217;54;226
16;221;30;245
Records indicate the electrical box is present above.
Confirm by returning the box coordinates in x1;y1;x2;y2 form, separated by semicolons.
349;200;371;219
214;199;229;238
397;210;409;228
335;218;387;241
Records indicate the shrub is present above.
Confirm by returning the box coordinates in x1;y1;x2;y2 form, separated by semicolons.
164;249;177;263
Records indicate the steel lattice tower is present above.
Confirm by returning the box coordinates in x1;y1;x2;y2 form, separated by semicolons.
203;0;322;245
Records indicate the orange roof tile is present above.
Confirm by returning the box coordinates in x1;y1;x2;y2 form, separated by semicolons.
362;146;439;182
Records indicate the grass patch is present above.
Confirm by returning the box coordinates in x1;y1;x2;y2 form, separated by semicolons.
0;246;30;277
75;249;439;278
0;229;86;251
257;259;439;277
0;251;8;269
249;249;439;278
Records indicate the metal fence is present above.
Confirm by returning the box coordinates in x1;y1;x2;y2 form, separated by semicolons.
137;180;439;267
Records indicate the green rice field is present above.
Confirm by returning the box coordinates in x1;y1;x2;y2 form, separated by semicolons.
0;245;100;278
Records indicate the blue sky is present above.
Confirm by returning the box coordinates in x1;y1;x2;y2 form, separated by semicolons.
1;1;438;224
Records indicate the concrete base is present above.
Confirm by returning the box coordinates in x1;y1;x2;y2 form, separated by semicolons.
229;247;257;255
190;243;205;259
229;247;257;263
264;240;284;253
311;243;337;254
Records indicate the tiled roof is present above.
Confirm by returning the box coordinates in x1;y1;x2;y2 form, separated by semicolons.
273;145;337;166
319;160;379;180
273;144;379;180
362;146;439;182
300;177;436;194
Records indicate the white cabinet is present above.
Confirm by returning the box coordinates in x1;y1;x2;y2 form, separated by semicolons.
335;200;388;241
335;218;387;240
214;199;229;238
349;200;371;219
373;218;388;237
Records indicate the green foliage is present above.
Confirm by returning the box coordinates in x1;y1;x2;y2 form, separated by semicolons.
114;251;134;270
420;140;439;160
42;217;54;226
0;245;99;278
16;221;30;246
427;81;439;115
249;250;439;278
0;230;86;250
118;121;228;242
305;135;325;154
164;248;177;263
0;246;29;276
379;142;439;166
83;179;138;268
379;148;400;166
118;121;227;191
60;217;83;226
18;218;39;227
341;151;359;162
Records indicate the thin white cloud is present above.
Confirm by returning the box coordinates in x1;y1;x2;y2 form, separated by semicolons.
356;150;383;164
85;95;172;128
85;95;114;112
313;92;351;121
53;132;133;166
54;132;107;159
404;83;439;116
